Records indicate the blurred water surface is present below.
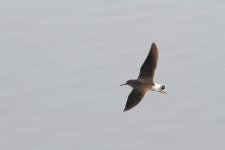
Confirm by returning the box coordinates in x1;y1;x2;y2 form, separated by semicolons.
0;0;225;150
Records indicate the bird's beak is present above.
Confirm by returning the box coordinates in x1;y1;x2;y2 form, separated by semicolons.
120;83;126;86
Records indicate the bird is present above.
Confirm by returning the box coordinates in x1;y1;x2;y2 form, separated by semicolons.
120;42;167;111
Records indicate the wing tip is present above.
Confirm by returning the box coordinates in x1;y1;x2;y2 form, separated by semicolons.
123;107;129;112
151;42;157;49
123;105;134;112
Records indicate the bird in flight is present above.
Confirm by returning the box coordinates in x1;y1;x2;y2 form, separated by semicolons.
120;42;167;111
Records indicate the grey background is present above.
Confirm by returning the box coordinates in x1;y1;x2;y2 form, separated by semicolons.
0;0;225;150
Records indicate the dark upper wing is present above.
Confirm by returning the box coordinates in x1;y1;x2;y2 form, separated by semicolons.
138;42;158;81
123;89;145;111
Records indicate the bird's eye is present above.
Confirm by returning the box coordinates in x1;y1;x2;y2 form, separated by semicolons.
161;85;165;90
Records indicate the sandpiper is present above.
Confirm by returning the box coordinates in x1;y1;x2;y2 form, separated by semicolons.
120;42;167;111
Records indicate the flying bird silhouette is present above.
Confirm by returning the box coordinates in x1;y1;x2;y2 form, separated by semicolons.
120;42;167;111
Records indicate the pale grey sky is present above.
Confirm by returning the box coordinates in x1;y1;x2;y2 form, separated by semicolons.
0;0;225;150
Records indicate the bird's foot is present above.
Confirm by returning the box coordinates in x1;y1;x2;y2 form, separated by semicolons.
159;90;167;94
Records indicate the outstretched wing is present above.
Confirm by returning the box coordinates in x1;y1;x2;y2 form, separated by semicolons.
124;89;146;111
138;42;158;81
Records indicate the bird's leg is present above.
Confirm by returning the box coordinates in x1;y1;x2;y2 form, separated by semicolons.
159;90;167;94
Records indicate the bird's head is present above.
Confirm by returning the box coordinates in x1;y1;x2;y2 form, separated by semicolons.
120;80;135;87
